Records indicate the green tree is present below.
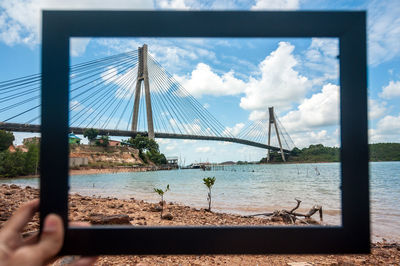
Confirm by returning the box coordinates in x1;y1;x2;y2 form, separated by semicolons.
291;147;301;156
146;150;167;165
154;184;170;218
0;130;15;151
0;150;25;177
24;143;40;175
127;135;167;165
83;128;99;144
203;177;216;212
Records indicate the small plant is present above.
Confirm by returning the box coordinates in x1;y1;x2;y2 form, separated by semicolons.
203;177;216;212
154;184;170;218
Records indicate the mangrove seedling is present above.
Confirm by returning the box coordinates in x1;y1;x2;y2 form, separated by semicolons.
203;177;216;212
154;184;170;218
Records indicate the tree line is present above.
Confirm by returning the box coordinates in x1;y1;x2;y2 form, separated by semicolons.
261;143;400;163
0;130;39;178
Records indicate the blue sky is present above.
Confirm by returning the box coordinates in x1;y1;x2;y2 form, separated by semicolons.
0;0;399;164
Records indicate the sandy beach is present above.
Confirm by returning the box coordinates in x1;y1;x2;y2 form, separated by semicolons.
0;184;399;265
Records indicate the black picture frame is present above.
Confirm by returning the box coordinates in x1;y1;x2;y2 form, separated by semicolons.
40;11;369;255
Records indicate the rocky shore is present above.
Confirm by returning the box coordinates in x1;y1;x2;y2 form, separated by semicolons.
0;184;399;265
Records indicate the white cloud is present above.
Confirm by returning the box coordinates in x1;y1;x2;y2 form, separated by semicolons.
173;63;245;97
70;100;84;111
368;0;400;65
304;38;339;84
223;123;245;137
183;139;197;143
0;0;153;48
370;113;400;143
166;144;177;151
196;146;211;153
251;0;299;10
290;129;339;148
240;42;310;112
156;138;171;144
158;0;190;9
369;99;387;120
375;114;400;135
379;80;400;99
100;66;137;99
280;83;339;133
70;38;91;57
249;110;268;121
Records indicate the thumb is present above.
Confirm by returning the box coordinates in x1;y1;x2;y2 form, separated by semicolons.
11;214;64;266
32;214;65;263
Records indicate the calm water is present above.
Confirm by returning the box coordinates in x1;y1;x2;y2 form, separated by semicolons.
1;162;399;242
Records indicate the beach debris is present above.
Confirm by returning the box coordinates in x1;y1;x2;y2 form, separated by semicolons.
246;199;323;224
154;184;170;218
88;214;131;225
149;205;163;212
162;213;173;220
203;176;216;212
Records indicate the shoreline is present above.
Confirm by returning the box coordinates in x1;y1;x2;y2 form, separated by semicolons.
69;166;159;176
3;160;399;179
0;184;399;265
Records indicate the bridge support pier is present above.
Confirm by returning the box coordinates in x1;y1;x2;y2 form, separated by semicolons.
131;44;155;139
267;107;286;162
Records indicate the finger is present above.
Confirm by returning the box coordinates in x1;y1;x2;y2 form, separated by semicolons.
69;221;91;227
9;214;64;266
28;214;64;264
70;256;98;266
22;231;39;245
1;199;39;234
21;221;89;250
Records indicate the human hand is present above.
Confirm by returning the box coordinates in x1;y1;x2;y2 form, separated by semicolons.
0;199;97;266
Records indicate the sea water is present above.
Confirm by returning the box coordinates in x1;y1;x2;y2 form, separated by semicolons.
1;161;399;242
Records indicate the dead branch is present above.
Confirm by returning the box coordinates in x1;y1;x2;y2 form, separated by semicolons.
246;199;323;224
289;198;302;213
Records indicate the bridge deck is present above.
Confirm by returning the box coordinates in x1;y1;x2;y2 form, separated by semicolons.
0;122;289;153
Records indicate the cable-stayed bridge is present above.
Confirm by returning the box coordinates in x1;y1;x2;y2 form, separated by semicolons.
0;44;294;161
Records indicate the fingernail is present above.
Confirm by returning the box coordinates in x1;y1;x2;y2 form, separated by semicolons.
43;214;59;233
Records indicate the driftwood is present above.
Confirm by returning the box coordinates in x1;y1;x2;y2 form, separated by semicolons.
246;199;323;224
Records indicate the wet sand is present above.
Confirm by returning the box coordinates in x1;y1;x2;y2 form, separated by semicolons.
0;184;399;265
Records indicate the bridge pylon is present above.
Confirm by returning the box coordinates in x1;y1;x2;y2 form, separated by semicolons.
267;106;286;162
131;44;155;139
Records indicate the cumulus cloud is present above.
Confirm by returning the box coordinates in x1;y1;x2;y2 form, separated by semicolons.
304;38;339;84
173;63;245;97
290;129;339;148
157;0;190;9
251;0;299;10
0;0;153;49
223;123;245;137
196;146;211;153
370;113;400;142
379;80;400;99
100;66;136;99
369;99;387;120
249;110;268;121
280;83;339;133
240;42;310;112
368;0;400;65
70;38;91;57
